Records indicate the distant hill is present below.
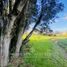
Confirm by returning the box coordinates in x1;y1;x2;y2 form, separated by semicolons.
56;32;67;37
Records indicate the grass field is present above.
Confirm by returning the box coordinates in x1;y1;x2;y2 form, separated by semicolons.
20;35;67;67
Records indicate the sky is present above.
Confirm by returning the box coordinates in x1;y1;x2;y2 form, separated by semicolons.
50;0;67;32
30;0;67;33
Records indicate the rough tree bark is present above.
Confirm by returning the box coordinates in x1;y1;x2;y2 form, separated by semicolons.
0;0;28;67
15;0;29;57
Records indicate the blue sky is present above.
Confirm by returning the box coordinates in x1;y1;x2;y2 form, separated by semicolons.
50;0;67;32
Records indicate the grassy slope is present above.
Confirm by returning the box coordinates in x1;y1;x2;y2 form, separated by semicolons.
21;35;67;67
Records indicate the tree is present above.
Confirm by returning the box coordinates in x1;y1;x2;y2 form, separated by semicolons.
0;0;64;67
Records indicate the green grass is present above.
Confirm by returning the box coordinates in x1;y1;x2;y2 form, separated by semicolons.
21;35;67;67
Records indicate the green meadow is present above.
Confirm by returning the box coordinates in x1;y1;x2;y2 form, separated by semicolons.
20;35;67;67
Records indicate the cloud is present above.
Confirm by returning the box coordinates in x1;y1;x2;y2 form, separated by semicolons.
63;16;67;20
55;15;67;22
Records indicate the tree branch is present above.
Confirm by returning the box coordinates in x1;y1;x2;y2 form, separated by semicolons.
14;0;28;24
22;14;42;44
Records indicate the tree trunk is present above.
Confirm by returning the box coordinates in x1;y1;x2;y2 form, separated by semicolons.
22;13;42;44
15;29;23;57
1;36;11;67
1;16;15;67
0;0;28;66
15;0;29;57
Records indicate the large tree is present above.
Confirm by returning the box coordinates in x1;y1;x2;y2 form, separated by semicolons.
0;0;64;67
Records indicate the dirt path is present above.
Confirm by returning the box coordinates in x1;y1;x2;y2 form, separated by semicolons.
51;38;67;59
